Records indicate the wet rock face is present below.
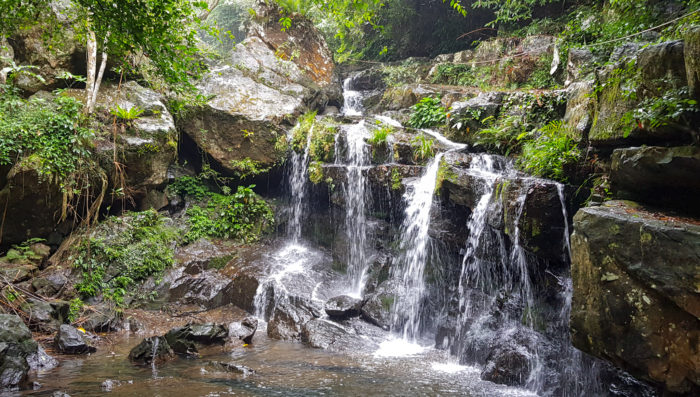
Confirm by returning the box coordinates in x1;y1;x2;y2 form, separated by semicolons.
54;324;96;355
128;336;174;365
267;297;323;341
611;146;700;215
324;295;362;319
0;314;55;390
570;201;700;394
227;317;258;345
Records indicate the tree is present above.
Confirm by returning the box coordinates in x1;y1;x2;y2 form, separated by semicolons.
72;0;209;114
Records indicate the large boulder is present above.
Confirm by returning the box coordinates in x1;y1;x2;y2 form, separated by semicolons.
267;297;322;340
128;336;174;365
570;201;700;394
686;26;700;99
611;146;700;214
324;295;362;319
178;2;339;176
589;41;691;147
0;314;56;390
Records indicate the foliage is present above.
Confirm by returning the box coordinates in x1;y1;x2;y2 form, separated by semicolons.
0;0;51;37
72;210;178;306
624;87;699;136
410;132;436;162
229;158;271;179
168;175;210;200
184;185;274;243
473;116;529;155
110;105;144;121
368;126;393;147
408;96;448;128
518;121;580;182
72;0;210;90
525;54;557;89
2;238;45;263
68;297;84;323
381;60;427;87
308;161;323;184
291;111;317;152
0;87;94;184
471;0;559;27
390;167;402;190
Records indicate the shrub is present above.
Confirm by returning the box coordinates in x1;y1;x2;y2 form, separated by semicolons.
518;121;580;182
408;96;447;128
410;132;436;162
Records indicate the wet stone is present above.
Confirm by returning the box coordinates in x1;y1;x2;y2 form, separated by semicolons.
128;336;174;365
205;361;255;376
324;295;362;319
227;317;258;344
54;324;96;355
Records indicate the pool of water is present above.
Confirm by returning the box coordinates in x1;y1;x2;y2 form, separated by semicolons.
18;329;538;397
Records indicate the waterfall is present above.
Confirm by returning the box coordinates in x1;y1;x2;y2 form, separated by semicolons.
341;121;371;294
341;77;363;116
390;153;445;340
287;125;314;242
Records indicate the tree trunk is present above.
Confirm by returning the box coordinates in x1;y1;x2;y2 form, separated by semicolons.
88;49;108;113
84;27;97;115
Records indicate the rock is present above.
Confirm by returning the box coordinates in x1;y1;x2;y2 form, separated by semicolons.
589;41;692;147
563;80;595;140
453;50;473;63
324;295;362;319
570;201;700;394
227;317;257;344
178;4;339;176
91;81;177;210
175;239;233;275
248;0;337;90
0;165;66;246
21;299;69;332
205;361;255;376
565;48;595;86
267;297;322;340
80;304;121;332
637;40;686;98
128;336;174;365
346;69;385;91
377;84;469;112
54;324;96;354
611;146;700;214
480;344;530;386
448;92;505;143
101;379;122;392
361;285;397;331
685;26;700;99
164;323;228;354
0;314;34;390
167;269;233;309
31;269;69;297
0;262;38;283
301;318;382;352
8;17;82;94
0;314;56;390
52;391;71;397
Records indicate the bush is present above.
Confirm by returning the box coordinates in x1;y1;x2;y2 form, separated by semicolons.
410;132;436;162
184;185;274;243
0;87;94;183
408;96;447;128
518;121;580;182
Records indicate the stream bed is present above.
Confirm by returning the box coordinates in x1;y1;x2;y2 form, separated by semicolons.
20;331;538;397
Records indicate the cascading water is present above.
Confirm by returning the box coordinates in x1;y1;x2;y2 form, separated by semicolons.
286;126;314;242
340;121;371;294
341;77;363;116
390;153;445;340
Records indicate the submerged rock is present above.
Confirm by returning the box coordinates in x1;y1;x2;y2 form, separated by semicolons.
204;361;255;376
54;324;96;355
571;201;700;394
324;295;362;319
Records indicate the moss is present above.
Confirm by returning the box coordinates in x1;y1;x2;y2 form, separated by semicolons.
380;295;395;311
209;254;234;270
390;168;402;191
435;158;457;194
